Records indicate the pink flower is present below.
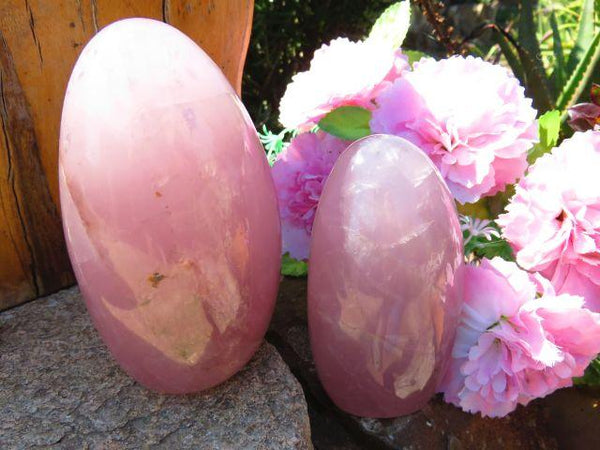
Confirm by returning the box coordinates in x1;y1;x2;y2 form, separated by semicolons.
440;258;600;418
271;131;350;260
278;38;409;130
567;83;600;131
371;55;538;204
567;103;600;132
497;131;600;312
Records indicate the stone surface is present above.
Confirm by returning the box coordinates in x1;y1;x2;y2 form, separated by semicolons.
271;277;600;450
59;19;281;393
308;135;463;418
0;287;311;449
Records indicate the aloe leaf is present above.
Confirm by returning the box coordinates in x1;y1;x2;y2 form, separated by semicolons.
518;1;543;59
516;47;554;111
565;0;595;74
549;11;566;92
491;26;525;85
556;31;600;115
518;0;552;98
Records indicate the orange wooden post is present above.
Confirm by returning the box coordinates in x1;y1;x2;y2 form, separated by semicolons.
0;0;254;310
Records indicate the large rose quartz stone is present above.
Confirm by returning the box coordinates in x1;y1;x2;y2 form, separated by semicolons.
308;135;463;417
59;19;281;393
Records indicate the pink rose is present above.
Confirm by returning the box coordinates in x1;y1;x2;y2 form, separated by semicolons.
278;38;409;131
271;131;350;260
440;258;600;418
498;131;600;312
371;55;538;204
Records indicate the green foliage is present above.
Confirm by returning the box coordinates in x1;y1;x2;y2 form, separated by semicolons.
461;217;515;262
489;0;600;118
281;253;308;277
471;237;515;262
574;355;600;386
564;0;596;74
519;0;553;106
366;1;411;50
318;106;372;140
538;0;585;74
549;11;566;90
556;29;600;113
258;126;296;165
528;110;561;163
404;49;428;66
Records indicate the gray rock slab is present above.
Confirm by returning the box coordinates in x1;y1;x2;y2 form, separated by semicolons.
270;277;600;450
0;286;311;449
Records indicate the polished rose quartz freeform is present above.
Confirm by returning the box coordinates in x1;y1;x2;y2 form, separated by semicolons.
308;135;463;417
59;19;281;393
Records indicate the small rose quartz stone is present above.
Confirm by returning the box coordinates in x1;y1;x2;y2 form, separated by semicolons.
308;135;463;417
59;19;281;393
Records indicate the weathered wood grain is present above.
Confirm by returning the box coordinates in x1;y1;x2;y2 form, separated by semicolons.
0;0;254;310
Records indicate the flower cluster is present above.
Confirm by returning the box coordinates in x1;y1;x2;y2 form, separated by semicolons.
274;52;538;258
269;1;600;418
440;258;600;417
278;37;409;131
498;131;600;313
271;132;350;260
371;56;538;204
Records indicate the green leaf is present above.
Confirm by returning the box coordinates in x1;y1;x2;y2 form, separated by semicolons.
473;239;515;262
556;31;600;115
281;253;308;277
565;0;596;74
318;106;371;141
574;355;600;386
367;1;411;50
461;218;515;262
404;50;428;67
549;11;566;92
528;110;561;164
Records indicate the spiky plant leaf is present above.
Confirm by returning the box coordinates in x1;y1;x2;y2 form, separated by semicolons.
549;11;566;92
556;31;600;115
565;0;596;74
518;0;553;106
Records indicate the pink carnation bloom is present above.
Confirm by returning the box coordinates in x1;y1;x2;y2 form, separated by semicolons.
440;257;600;418
271;131;350;260
371;56;538;204
278;37;409;130
498;131;600;312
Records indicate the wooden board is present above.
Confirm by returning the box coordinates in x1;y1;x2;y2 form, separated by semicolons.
0;0;254;310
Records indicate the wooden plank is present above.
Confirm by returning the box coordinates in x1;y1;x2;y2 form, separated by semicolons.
0;0;254;310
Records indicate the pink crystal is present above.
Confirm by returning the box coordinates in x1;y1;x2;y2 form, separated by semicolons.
59;19;281;393
308;134;463;417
